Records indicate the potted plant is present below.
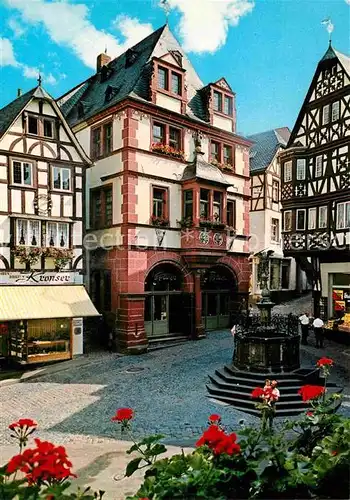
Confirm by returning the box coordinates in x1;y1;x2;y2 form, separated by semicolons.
11;246;43;269
44;247;74;271
177;217;193;229
150;215;169;227
151;142;185;160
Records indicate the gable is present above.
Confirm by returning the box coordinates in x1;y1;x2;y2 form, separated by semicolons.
214;78;233;93
159;51;183;68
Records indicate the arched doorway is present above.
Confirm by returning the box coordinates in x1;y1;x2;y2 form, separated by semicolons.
144;263;190;338
201;266;237;330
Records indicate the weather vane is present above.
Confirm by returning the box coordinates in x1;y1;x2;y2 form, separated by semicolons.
160;0;170;23
37;73;42;86
321;18;334;42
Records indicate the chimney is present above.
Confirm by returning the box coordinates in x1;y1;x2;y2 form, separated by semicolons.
17;89;22;97
96;52;111;72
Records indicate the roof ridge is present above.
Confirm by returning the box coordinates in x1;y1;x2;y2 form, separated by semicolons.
0;85;37;113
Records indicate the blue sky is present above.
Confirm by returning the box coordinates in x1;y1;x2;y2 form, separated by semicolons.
0;0;349;136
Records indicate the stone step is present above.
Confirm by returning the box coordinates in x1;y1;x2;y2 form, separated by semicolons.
225;365;319;381
215;368;303;386
209;376;312;395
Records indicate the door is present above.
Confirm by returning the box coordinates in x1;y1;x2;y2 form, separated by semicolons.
144;295;169;338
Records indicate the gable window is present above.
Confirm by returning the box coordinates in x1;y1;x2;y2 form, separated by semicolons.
223;145;233;165
152;187;168;221
16;219;40;247
308;207;316;230
12;160;33;186
200;189;210;219
171;73;182;95
90;187;113;229
52;166;71;191
213;191;222;221
91;122;113;159
322;104;330;125
336;202;350;229
158;67;168;90
226;200;236;228
28;116;38;135
284;161;292;182
183;190;193;220
152;123;165;144
318;206;328;229
332;101;340;122
211;141;220;161
169;127;180;149
283;210;292;232
43;119;54;138
272;180;279;202
213;91;222;112
271;218;280;242
47;222;69;248
315;155;323;178
224;96;233;115
296;159;306;180
296;209;306;230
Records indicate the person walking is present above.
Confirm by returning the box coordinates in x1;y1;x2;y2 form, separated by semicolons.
299;312;310;345
313;316;325;348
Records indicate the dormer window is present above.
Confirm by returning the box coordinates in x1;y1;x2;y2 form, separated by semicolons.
158;67;168;90
156;64;183;98
26;114;56;139
224;96;233;115
213;91;222;112
212;88;234;117
28;116;38;135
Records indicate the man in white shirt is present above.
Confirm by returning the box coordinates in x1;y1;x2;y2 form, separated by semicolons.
299;312;310;345
313;317;325;348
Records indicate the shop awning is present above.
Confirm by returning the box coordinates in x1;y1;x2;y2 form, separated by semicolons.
0;285;100;321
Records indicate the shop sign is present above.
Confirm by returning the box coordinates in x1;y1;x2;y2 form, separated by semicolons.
0;271;82;285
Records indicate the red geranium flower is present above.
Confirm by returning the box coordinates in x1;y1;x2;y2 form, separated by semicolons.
196;425;240;456
317;357;334;368
298;385;325;402
306;411;314;417
332;450;338;456
9;418;37;430
251;387;265;398
111;408;134;422
208;414;221;424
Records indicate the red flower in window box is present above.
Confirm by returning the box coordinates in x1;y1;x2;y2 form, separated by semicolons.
151;215;169;227
151;142;184;160
298;385;325;402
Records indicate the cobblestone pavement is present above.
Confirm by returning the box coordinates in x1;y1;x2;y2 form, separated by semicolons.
0;302;349;448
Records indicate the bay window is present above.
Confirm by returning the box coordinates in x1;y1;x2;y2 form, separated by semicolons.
296;209;306;230
284;161;292;182
16;219;40;246
200;189;210;219
308;207;316;230
283;210;292;231
318;206;328;229
296;159;306;180
183;190;193;220
213;192;222;221
336;202;350;229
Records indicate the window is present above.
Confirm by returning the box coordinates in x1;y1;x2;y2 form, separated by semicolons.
169;127;180;149
43;119;54;138
16;219;40;246
28;116;38;135
152;187;167;219
224;96;233;115
284;161;292;182
315;156;323;178
226;200;236;228
12;160;33;186
296;209;306;230
272;180;279;202
319;206;328;229
200;189;210;219
211;141;220;162
223;145;233;165
47;222;69;248
308;207;316;230
152;123;165;144
213;191;222;221
296;159;306;180
336;202;350;229
213;91;222;112
105;188;113;227
284;210;292;231
323;104;330;125
103;123;113;155
271;218;280;242
158;67;168;90
183;190;193;220
171;73;181;95
92;127;101;159
52;166;70;191
270;259;281;290
90;187;113;229
91;190;102;229
332;101;340;122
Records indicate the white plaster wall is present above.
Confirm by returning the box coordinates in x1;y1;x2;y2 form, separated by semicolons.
37;161;47;171
38;171;48;186
136;151;185;179
59;126;70;142
135;177;181;227
25;191;35;214
63;196;73;217
75;128;90;155
62;144;81;163
134;226;181;249
250;211;265;254
25;101;38;113
0;187;8;213
51;194;61;217
235;147;247;176
42;102;56;116
75;192;82;218
11;190;21;213
156;94;182;114
72;221;83;246
213;115;233;133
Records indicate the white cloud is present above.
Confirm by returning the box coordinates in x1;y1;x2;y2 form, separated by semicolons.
4;0;154;69
8;17;26;38
0;37;61;85
164;0;254;53
345;0;350;5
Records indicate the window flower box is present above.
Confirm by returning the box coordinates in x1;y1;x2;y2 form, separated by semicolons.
177;217;193;228
43;247;74;271
150;216;169;227
199;215;226;230
151;142;185;160
210;158;234;171
12;246;43;267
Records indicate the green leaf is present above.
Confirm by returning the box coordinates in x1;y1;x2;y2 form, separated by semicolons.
125;457;143;477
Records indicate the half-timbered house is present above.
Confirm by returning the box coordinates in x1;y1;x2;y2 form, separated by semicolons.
280;43;350;320
58;24;252;353
0;82;99;364
248;128;309;301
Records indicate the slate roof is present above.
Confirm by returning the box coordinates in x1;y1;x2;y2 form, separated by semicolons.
321;43;350;77
181;152;231;186
0;87;36;136
247;127;290;173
